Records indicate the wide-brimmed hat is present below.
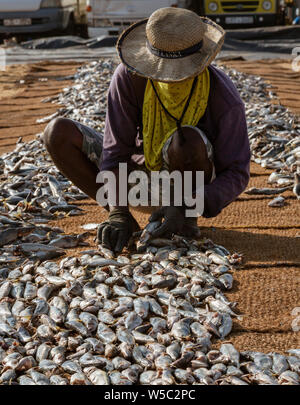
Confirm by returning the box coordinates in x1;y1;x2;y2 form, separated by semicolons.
117;7;225;83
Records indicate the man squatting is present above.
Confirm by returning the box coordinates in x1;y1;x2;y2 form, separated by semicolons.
43;7;251;254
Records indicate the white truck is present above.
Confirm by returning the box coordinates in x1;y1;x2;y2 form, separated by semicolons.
86;0;193;38
0;1;87;36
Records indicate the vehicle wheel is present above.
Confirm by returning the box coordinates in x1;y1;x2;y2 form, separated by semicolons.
65;14;76;35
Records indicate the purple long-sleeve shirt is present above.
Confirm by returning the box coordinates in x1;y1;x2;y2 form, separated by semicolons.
101;63;251;218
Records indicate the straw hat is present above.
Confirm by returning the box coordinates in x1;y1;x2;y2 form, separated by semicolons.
117;7;225;83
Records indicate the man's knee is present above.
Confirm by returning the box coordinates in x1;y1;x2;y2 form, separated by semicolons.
43;117;82;152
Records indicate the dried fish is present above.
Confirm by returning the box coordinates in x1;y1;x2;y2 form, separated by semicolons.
268;195;285;207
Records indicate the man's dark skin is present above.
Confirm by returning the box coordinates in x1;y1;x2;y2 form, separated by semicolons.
43;118;212;253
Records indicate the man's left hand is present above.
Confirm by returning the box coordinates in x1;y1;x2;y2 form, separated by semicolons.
148;206;185;238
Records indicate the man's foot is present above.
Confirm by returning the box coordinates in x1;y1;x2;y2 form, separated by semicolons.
180;217;201;238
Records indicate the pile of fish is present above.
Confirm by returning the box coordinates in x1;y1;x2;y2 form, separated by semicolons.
0;230;299;385
0;59;299;385
41;59;116;132
45;60;300;207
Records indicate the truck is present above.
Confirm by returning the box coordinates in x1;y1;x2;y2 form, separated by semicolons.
86;0;286;38
86;0;193;38
0;0;87;36
202;0;284;27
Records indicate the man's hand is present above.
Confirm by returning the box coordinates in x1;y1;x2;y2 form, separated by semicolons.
97;209;140;254
148;206;185;238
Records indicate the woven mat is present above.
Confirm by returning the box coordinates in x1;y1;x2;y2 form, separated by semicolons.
200;161;300;354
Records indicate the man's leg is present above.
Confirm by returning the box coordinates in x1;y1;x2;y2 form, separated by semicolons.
43;117;101;201
166;126;215;237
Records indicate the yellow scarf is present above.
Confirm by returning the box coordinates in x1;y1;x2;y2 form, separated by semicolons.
142;68;210;171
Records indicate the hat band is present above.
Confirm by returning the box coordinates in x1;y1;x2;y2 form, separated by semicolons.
146;39;203;59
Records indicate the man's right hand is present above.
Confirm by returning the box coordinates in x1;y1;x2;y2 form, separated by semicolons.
97;208;140;254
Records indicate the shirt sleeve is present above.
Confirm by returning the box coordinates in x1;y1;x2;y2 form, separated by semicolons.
202;103;251;218
100;65;140;171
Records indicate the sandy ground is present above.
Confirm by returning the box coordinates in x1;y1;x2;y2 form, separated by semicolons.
0;59;299;354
